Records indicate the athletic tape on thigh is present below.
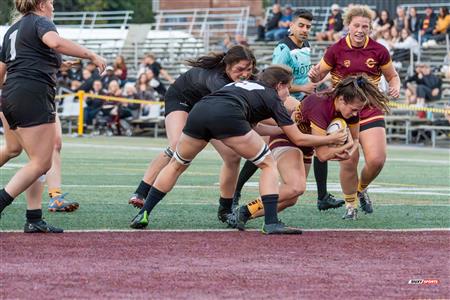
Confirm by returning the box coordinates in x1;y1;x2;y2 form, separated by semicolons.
250;144;271;165
164;146;174;158
174;151;192;165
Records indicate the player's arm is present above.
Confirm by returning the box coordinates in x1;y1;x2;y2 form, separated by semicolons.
334;124;359;160
0;62;6;88
41;32;106;73
253;122;283;136
312;127;355;162
289;81;317;95
281;123;348;147
381;63;401;98
308;59;333;83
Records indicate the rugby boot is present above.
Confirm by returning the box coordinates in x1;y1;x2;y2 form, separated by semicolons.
317;193;345;211
358;190;373;214
24;219;64;233
262;221;303;235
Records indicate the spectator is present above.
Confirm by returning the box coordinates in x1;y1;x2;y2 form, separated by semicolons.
113;55;128;84
316;4;343;41
406;7;421;39
405;63;442;109
145;69;166;99
220;33;249;52
139;53;174;84
256;3;282;41
390;28;419;63
68;59;83;81
78;67;94;92
376;29;393;52
374;9;394;38
101;66;119;89
135;73;156;101
265;4;293;41
84;80;104;126
85;61;101;80
393;6;407;32
123;84;140;119
419;6;437;43
56;63;71;89
425;7;450;46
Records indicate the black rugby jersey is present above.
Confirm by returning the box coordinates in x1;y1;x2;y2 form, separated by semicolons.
202;80;294;127
0;13;62;86
170;67;232;105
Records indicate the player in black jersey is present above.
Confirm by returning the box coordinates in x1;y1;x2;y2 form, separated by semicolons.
130;65;348;234
127;45;257;221
0;0;106;233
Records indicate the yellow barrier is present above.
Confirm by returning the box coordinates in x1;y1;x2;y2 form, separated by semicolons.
56;92;164;136
54;91;449;136
388;102;450;114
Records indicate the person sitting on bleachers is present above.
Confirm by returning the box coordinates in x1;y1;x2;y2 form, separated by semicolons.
405;63;442;112
373;9;394;38
393;6;407;32
135;73;157;101
390;28;419;64
423;7;450;47
145;69;166;100
138;53;174;84
256;3;282;41
406;7;421;39
316;4;343;41
265;4;293;41
419;6;437;44
113;55;128;86
101;66;119;89
84;79;105;127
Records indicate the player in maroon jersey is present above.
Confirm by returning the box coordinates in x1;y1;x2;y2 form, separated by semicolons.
309;5;400;219
227;75;390;229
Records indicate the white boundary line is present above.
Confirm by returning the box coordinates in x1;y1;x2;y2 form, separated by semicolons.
1;228;449;233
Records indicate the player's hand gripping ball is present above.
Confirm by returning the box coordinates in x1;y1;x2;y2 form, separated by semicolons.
327;118;348;146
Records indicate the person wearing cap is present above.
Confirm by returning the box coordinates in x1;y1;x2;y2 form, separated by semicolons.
101;65;119;88
317;4;343;41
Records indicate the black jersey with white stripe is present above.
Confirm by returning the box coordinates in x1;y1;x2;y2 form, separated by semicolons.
0;13;62;87
170;67;232;105
202;80;294;127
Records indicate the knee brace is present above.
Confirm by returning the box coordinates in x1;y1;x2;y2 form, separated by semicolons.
174;151;192;166
250;144;271;166
164;146;174;158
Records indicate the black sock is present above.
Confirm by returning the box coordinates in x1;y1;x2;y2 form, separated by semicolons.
261;194;278;225
0;189;14;213
26;209;42;223
219;197;232;210
235;160;259;193
134;180;152;198
313;157;328;200
140;187;166;214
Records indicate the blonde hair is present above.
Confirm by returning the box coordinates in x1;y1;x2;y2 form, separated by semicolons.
14;0;46;15
343;5;376;26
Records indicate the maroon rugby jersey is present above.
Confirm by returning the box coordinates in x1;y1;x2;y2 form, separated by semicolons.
319;35;391;123
269;93;358;160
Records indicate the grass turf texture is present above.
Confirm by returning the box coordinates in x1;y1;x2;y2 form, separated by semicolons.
0;136;449;230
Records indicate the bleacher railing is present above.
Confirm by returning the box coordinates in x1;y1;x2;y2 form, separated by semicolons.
153;7;250;48
53;10;133;29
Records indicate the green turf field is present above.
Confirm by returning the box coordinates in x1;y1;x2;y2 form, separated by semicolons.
0;136;449;230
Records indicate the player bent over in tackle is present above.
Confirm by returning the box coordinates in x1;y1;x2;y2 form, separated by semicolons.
130;65;348;234
228;75;389;228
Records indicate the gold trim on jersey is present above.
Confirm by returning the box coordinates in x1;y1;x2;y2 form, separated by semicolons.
359;115;385;124
320;58;333;71
345;34;369;49
380;60;393;70
310;122;327;135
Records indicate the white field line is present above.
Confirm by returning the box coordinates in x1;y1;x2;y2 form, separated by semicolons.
1;228;449;233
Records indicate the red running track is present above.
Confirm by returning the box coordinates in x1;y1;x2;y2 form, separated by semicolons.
0;231;449;299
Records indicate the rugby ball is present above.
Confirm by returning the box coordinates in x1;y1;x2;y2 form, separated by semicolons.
326;118;347;134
